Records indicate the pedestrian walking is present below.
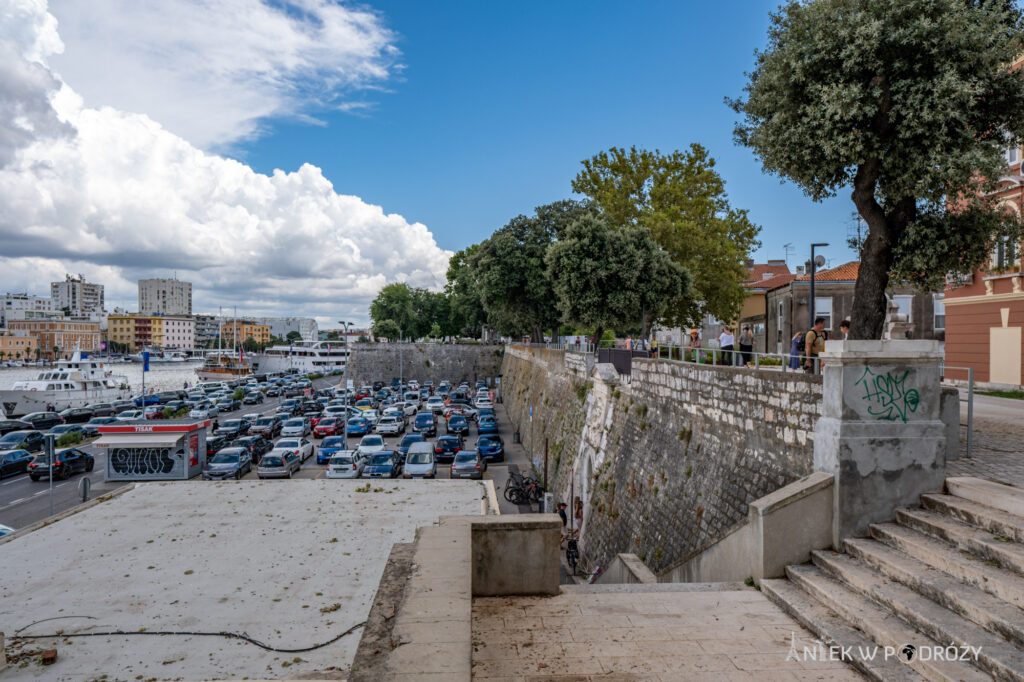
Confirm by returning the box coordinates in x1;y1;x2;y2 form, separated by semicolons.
212;418;220;432
557;502;569;547
625;335;633;350
718;326;735;366
788;332;802;370
688;329;701;362
738;326;755;367
650;337;659;358
804;317;826;373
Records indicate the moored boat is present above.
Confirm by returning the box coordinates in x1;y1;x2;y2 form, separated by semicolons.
0;351;131;416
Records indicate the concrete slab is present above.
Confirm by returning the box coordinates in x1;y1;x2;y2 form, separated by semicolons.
0;479;485;680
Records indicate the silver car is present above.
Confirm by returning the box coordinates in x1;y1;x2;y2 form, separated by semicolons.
402;444;436;479
326;450;364;479
376;416;404;435
280;417;310;438
357;434;386;457
257;451;301;479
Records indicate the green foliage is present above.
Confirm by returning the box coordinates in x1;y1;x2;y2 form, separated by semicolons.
285;331;302;343
445;244;487;338
162;406;174;419
546;215;692;343
57;431;82;447
731;0;1024;336
574;381;592;403
572;145;759;327
429;322;442;339
370;283;416;336
232;389;245;401
372;318;401;341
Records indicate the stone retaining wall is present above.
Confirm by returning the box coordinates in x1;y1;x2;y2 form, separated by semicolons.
501;344;823;575
345;343;505;387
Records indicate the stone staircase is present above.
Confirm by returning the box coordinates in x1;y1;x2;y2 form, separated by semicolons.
762;476;1024;681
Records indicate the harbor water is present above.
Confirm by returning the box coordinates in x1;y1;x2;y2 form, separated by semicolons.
0;361;206;395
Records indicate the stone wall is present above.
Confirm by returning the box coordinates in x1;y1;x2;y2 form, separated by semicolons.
501;344;823;576
345;343;505;387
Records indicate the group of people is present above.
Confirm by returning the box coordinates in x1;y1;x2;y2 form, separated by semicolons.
679;317;851;373
557;498;583;547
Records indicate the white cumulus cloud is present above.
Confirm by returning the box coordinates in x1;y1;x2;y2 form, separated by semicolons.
0;0;450;325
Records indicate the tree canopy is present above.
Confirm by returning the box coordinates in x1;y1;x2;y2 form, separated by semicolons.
732;0;1024;338
546;216;691;343
572;145;759;327
372;318;401;341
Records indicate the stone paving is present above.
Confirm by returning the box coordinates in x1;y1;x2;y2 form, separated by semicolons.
948;407;1024;489
472;588;863;680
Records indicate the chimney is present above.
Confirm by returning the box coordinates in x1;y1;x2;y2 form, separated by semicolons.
796;265;805;276
744;259;754;270
767;259;786;267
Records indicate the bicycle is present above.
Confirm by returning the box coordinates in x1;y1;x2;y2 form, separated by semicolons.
565;536;579;575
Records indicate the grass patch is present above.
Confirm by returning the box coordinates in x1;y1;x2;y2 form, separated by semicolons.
978;390;1024;400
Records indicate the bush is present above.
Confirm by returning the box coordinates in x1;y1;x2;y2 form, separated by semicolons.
57;431;82;447
162;406;174;419
232;389;245;401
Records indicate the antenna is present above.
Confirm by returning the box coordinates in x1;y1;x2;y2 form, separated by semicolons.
783;243;794;264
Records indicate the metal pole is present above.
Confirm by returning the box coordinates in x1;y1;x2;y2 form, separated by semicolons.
544;437;549;489
966;367;974;458
46;434;55;516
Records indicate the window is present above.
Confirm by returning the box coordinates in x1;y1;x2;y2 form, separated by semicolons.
1007;146;1020;166
814;297;833;329
933;294;945;330
993;236;1019;270
893;295;913;323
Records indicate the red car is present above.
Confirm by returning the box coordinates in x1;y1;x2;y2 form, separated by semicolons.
313;417;340;437
308;412;324;429
355;388;370;400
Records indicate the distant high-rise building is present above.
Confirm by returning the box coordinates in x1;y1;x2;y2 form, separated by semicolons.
51;274;104;315
138;278;192;316
1;293;54;327
248;317;319;343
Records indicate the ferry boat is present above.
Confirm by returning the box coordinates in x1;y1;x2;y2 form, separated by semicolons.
196;352;253;381
250;341;349;374
0;351;131;416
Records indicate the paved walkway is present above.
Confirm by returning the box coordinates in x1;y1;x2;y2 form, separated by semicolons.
472;588;862;680
948;394;1024;488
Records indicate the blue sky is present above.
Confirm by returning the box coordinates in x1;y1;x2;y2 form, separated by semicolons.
241;0;859;270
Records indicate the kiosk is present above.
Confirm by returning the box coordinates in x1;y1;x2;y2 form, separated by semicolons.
95;420;209;481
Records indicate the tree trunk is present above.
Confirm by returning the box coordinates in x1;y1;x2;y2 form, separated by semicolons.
593;326;604;352
531;327;543;344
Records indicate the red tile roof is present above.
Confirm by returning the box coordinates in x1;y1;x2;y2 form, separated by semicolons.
795;261;860;282
744;272;797;291
745;262;791;284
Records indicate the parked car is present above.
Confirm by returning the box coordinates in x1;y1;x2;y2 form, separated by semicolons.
214;419;249;440
218;397;241;412
265;386;281;397
251;416;283;439
189;402;219;420
412;412;437;438
446;414;470;436
0;449;33;479
233;435;273;463
21;412;65;430
143;405;164;420
0;419;32;436
257;451;301;479
426;396;446;414
0;430;44;453
202;447;252;480
307;412;325;429
357;434;386;457
46;424;85;439
363;451;400;478
272;437;313;463
397;433;424;460
477;415;499;436
78;415;118;438
450;449;487;480
326;450;364;479
116;409;144;422
132;394;161;407
375;415;405;436
354;399;373;411
28;446;94;480
281;418;310;438
476;434;505;462
316;435;348;465
242;391;264;405
206;435;230;457
346;417;371;437
313;417;341;438
433;434;464;463
0;524;15;537
87;403;115;417
403;443;436;478
111;400;136;414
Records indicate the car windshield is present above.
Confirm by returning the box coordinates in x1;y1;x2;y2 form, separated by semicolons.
454;453;477;464
318;418;336;425
369;454;392;465
276;440;300;449
222;420;241;428
416;415;432;424
0;433;23;444
284;419;303;426
408;452;432;465
361;436;383;446
355;400;371;407
322;437;345;448
348;418;366;425
331;455;354;465
479;437;499;447
450;416;466;424
210;452;240;464
261;457;283;467
401;435;423;446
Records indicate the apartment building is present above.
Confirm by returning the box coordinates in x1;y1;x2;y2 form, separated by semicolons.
1;293;54;327
7;319;100;358
51;274;104;316
138;278;192;316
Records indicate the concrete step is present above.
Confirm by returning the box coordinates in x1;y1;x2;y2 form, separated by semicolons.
947;477;1024;518
786;564;989;682
872;523;1024;611
843;538;1024;649
896;508;1024;577
922;493;1024;544
812;549;1024;682
761;578;926;682
560;582;748;594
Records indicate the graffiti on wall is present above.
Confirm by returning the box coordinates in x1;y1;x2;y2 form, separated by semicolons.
854;367;920;423
109;447;182;478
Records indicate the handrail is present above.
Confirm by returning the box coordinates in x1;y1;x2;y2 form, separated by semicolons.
654;343;824;374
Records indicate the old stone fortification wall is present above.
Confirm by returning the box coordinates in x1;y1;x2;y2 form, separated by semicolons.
501;344;822;576
345;343;504;387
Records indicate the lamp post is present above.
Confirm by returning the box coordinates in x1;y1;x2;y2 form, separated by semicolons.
809;243;829;328
399;328;404;386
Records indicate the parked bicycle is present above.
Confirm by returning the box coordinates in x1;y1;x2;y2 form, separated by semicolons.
503;470;545;505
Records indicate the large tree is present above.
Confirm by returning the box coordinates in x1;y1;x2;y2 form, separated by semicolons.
445;244;487;338
732;0;1024;339
369;283;416;337
471;200;593;342
546;215;692;344
572;145;760;328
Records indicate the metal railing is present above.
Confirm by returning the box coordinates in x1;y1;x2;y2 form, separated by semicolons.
940;364;975;459
520;341;596;353
654;343;825;374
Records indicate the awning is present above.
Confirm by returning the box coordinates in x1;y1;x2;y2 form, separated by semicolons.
93;433;184;448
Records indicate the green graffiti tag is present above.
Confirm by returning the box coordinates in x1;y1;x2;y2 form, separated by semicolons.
854;367;920;423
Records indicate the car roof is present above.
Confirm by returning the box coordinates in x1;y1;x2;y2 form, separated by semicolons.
408;442;433;453
1;429;39;436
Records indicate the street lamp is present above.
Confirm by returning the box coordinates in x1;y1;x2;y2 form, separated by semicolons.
809;243;829;327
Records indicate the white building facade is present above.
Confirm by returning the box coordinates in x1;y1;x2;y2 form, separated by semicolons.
1;293;55;327
249;317;319;343
138;278;192;316
51;274;104;316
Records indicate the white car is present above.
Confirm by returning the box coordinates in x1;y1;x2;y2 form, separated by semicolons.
375;416;405;435
326;450;364;479
270;437;313;463
475;398;494;410
426;396;446;414
396;400;418;417
116;409;144;421
189;402;220;419
280;418;310;438
408;380;420;391
357;434;386;457
361;409;380;427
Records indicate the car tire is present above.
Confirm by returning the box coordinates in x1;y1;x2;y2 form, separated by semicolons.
59;466;70;480
30;475;39;482
287;469;293;478
85;460;94;472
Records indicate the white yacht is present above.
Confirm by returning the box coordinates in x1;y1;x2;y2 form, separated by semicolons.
251;341;349;374
0;351;131;416
130;349;195;363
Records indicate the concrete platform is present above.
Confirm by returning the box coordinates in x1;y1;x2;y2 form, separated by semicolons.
0;479;486;680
